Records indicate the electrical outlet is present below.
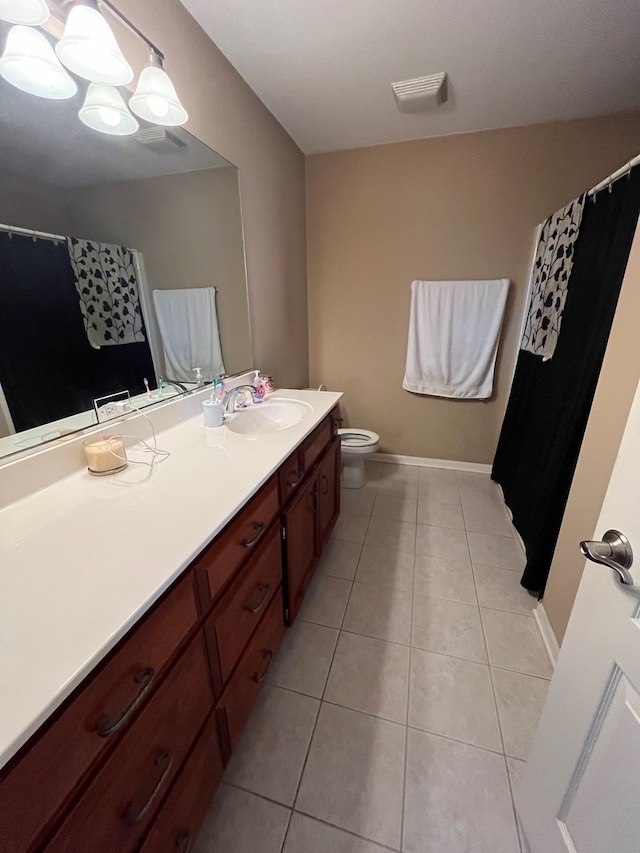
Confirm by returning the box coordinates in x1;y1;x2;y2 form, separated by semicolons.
94;391;132;423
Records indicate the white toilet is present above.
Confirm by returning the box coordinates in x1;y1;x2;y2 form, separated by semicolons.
338;428;380;488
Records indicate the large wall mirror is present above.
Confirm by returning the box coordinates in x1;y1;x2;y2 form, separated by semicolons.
0;20;252;463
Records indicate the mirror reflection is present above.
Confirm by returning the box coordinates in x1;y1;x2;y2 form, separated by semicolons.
0;23;252;461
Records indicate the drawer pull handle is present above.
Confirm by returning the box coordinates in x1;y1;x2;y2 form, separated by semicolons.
96;666;155;737
321;474;329;495
247;583;271;614
286;470;303;488
253;649;274;683
124;750;173;826
175;829;192;852
242;521;266;548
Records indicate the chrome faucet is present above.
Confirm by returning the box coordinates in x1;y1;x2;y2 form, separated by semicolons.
223;385;255;413
164;379;188;394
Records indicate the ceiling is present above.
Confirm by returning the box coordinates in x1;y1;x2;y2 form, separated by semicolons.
180;0;640;154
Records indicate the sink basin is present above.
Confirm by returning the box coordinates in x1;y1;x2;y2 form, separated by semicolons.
226;399;312;435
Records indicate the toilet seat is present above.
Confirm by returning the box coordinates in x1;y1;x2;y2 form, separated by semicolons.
338;428;379;451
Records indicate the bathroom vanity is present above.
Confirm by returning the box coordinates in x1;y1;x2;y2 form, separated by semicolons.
0;388;341;851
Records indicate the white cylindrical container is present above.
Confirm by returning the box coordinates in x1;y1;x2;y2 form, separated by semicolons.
84;436;127;474
202;400;224;428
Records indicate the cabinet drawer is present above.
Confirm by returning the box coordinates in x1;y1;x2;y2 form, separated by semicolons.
139;712;223;853
278;449;304;503
0;571;198;853
194;477;279;610
216;591;285;760
205;523;282;695
300;416;332;472
46;634;213;853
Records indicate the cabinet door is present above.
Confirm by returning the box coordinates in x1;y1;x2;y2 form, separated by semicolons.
317;437;341;553
283;474;318;624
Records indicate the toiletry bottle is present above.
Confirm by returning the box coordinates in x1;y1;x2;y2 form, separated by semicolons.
252;370;265;401
193;367;204;386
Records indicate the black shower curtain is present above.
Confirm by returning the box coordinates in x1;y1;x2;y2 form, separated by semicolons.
492;167;640;595
0;232;155;432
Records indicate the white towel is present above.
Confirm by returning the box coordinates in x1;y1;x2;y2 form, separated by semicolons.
152;287;225;382
403;279;509;399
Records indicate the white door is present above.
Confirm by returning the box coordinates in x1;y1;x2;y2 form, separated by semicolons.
516;375;640;852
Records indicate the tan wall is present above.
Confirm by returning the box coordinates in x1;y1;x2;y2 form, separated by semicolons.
115;0;308;389
0;168;72;233
544;222;640;643
66;168;252;378
306;113;640;462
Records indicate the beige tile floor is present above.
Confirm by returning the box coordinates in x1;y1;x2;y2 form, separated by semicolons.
194;462;550;853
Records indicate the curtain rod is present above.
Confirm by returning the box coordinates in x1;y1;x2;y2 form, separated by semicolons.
588;154;640;198
0;224;141;254
0;223;66;243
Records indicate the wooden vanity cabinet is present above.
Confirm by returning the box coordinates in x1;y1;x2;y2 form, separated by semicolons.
0;407;341;852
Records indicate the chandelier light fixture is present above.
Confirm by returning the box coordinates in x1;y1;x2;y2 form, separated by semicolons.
0;0;188;135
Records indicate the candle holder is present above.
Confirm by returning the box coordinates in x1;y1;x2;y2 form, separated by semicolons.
84;435;128;475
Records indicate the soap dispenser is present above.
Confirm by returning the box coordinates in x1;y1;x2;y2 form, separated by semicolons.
252;370;265;401
192;367;204;387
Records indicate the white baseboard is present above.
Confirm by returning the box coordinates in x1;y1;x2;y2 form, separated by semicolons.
533;603;559;668
373;452;492;474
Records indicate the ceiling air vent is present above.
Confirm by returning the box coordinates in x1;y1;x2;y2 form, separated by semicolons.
391;72;448;113
132;128;186;153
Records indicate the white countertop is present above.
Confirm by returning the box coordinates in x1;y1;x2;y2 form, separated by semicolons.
0;388;341;769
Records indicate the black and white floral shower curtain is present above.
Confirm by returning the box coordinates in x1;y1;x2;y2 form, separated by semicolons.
67;238;146;349
520;194;585;360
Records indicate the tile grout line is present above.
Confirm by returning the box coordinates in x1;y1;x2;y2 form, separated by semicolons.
293;806;401;852
400;549;416;853
503;758;526;853
288;561;358;823
472;525;524;853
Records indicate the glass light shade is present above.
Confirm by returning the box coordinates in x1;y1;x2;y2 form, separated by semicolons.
55;4;133;85
0;0;48;25
79;83;139;135
0;26;77;99
129;62;188;126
